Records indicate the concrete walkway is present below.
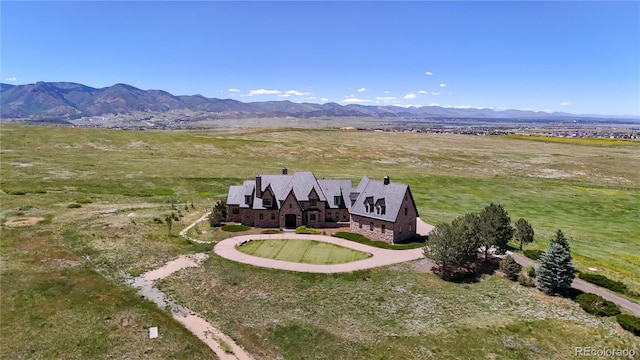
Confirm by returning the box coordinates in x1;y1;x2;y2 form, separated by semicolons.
508;251;640;316
214;234;426;273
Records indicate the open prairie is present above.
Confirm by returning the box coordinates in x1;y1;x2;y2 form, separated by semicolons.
1;124;639;359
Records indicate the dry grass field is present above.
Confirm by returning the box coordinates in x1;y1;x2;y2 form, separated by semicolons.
1;124;638;359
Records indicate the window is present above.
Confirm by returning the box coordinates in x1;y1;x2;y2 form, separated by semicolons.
245;195;251;205
309;199;317;207
376;206;380;214
381;224;385;233
359;222;362;229
334;196;342;206
263;198;271;207
328;211;332;217
259;213;263;220
232;208;239;214
381;206;386;215
289;204;292;208
404;207;408;216
271;213;276;220
409;223;412;232
370;222;373;231
343;214;347;219
310;214;316;221
399;224;403;233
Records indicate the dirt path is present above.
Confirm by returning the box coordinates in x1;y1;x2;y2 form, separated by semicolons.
508;251;640;316
127;253;254;360
179;211;212;244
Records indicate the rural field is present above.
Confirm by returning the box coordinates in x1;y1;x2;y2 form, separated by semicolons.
1;124;639;359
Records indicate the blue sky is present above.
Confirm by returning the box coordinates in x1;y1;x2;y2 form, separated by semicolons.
2;1;639;116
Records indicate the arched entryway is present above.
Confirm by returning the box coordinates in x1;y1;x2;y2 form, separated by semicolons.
284;214;297;228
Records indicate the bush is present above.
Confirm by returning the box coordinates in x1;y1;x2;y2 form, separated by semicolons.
332;232;423;250
523;249;544;260
527;266;536;278
261;229;281;234
221;224;251;232
616;314;640;336
153;217;164;224
499;255;522;280
67;203;82;208
578;272;628;294
295;225;321;234
76;198;93;204
518;274;536;287
574;293;621;317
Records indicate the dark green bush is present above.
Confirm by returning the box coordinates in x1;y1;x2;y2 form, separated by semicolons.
221;224;251;232
76;198;93;204
518;274;535;287
332;232;423;250
261;229;281;234
67;203;82;208
578;272;628;294
523;249;544;260
499;255;522;280
616;314;640;336
575;293;621;317
527;266;536;278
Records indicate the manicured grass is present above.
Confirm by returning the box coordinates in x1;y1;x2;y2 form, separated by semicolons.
237;239;369;265
221;224;251;232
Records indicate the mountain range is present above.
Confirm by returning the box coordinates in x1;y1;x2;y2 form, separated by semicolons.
0;81;631;122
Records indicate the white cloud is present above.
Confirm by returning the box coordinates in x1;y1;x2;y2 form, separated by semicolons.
5;77;17;82
431;92;441;96
342;97;372;104
376;96;397;101
282;89;311;96
248;89;281;96
560;101;572;106
306;96;316;100
439;83;447;87
321;98;329;102
417;90;428;94
384;90;390;94
404;92;417;99
357;87;367;92
425;71;433;76
228;88;240;92
277;94;291;97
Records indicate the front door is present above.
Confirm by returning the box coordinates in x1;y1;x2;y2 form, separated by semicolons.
285;214;297;228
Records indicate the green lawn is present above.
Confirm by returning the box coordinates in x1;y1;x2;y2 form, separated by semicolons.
237;239;369;265
1;124;639;359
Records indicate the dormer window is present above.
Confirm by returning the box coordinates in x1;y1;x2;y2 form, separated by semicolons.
309;199;317;207
263;198;271;207
334;196;342;206
245;195;252;205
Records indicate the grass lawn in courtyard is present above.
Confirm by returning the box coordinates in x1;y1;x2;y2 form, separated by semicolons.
237;239;369;265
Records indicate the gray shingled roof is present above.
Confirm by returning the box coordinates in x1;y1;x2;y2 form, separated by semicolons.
226;185;246;206
318;179;352;209
350;178;410;222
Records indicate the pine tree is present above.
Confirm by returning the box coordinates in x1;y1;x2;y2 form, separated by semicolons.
478;203;514;260
550;229;570;252
499;255;522;280
537;242;575;295
514;218;534;250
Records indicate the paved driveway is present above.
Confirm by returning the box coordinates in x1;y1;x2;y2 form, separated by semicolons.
214;234;426;273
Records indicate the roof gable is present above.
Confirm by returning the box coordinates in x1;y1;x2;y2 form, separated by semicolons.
350;179;411;222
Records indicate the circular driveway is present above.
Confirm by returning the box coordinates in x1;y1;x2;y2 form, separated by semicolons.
214;233;426;273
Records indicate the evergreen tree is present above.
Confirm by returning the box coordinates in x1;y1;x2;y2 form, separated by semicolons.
425;214;480;278
537;242;575;295
514;218;534;250
499;255;522;280
209;200;227;227
478;203;514;260
550;229;570;252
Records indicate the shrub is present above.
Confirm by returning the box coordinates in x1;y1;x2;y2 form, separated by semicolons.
261;229;281;234
295;225;321;234
574;293;621;317
332;232;423;250
578;272;628;294
499;255;522;280
518;274;535;287
523;249;544;260
7;190;26;195
527;266;536;278
616;314;640;336
221;224;251;232
153;217;164;224
76;198;93;204
67;203;82;208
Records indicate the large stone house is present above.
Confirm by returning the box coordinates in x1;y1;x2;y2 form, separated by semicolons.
226;169;418;243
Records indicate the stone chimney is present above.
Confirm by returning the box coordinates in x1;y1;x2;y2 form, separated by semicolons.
282;167;288;175
383;175;390;185
256;175;262;198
